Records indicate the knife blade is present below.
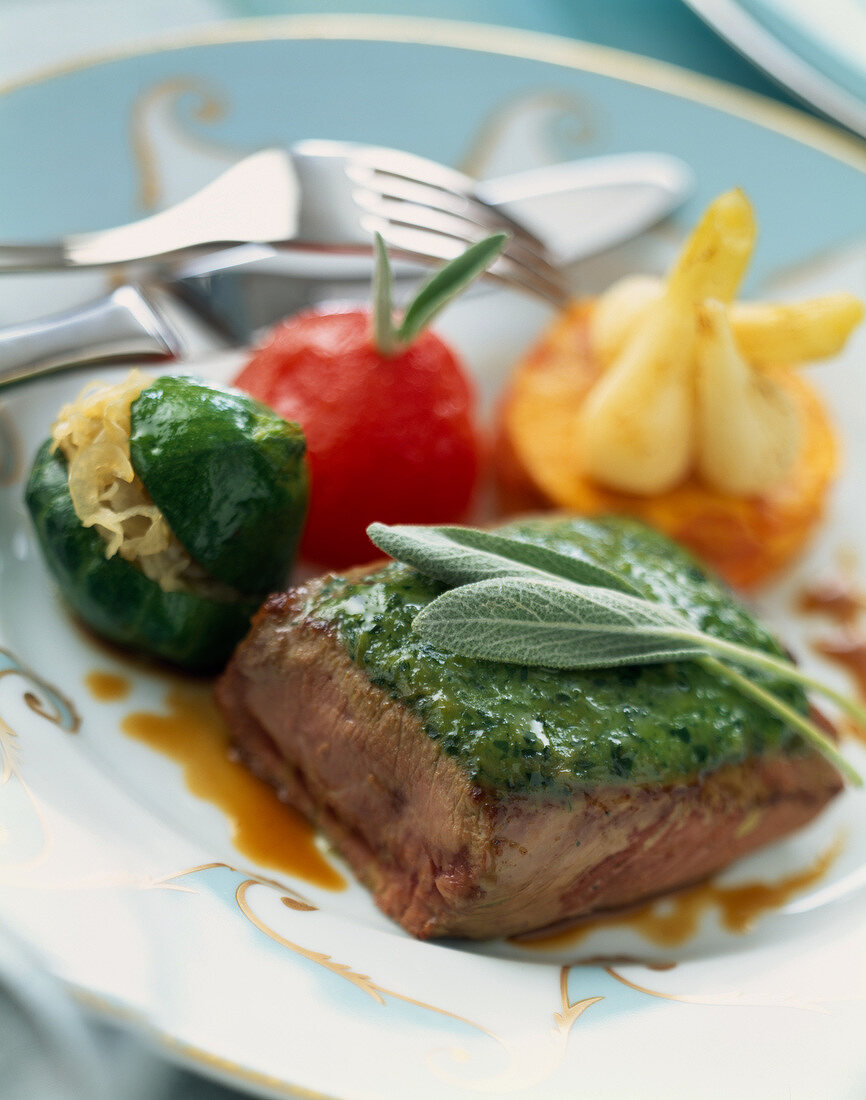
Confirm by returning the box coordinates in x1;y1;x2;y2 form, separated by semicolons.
474;152;693;266
165;152;692;344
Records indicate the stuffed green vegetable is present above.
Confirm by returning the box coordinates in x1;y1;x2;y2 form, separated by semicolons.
26;371;308;671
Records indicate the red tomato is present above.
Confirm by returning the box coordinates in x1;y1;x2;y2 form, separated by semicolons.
234;308;482;568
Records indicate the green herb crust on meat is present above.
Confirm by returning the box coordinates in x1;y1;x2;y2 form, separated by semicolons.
302;515;809;794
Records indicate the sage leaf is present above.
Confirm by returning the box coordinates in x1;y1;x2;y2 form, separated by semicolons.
413;576;863;785
376;520;861;785
413;576;705;669
414;570;866;727
368;523;642;594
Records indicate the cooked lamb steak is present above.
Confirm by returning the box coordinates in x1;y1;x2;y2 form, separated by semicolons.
215;516;842;939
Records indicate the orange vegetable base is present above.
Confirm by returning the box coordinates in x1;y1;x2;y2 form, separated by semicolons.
495;301;838;590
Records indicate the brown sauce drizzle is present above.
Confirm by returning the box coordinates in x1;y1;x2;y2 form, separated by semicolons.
811;634;866;746
571;955;677;971
85;674;344;891
797;564;866;742
814;633;866;700
798;574;863;624
515;838;841;951
84;671;131;702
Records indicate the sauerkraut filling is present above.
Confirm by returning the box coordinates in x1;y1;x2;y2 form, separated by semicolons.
51;370;235;599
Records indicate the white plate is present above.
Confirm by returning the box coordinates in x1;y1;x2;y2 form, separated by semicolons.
685;0;866;137
2;16;866;1099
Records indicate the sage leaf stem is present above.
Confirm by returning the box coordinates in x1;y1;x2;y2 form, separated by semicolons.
692;634;866;730
697;656;862;786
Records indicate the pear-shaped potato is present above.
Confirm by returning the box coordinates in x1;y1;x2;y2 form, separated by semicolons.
578;298;696;494
590;274;663;365
731;294;865;366
498;192;861;587
496;298;842;589
667;189;755;307
695;301;800;495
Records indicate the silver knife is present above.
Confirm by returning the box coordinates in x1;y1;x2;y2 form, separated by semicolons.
474;152;693;265
0;285;180;389
166;152;693;343
0;152;692;379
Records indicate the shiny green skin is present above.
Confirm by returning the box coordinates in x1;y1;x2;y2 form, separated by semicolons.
25;374;308;672
129;375;308;596
25;441;259;672
304;516;809;794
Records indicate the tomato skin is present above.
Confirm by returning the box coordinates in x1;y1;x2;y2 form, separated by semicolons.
234;308;482;568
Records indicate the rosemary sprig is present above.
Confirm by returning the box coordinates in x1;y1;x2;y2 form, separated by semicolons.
371;232;508;355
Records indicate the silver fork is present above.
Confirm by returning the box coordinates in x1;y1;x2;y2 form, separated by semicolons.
0;142;571;307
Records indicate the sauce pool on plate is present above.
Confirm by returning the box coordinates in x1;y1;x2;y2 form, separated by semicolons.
797;567;866;739
814;633;866;700
798;574;864;623
86;671;344;890
84;670;131;702
514;837;841;951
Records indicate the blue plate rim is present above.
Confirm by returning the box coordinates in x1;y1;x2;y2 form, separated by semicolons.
684;0;866;139
1;13;864;176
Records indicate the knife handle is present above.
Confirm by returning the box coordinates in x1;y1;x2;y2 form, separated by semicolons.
0;286;180;388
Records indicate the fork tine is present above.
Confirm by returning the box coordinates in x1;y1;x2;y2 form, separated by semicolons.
341;143;477;196
354;180;558;270
371;222;570;307
351;168;552;256
357;196;571;302
337;141;565;257
296;143;600;309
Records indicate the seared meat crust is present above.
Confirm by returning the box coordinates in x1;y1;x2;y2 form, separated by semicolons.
216;585;841;940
